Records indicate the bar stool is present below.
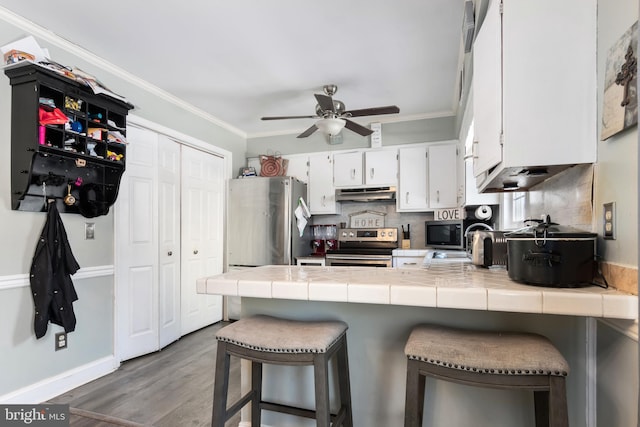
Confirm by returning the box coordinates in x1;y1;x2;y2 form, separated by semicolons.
404;324;569;427
212;315;353;427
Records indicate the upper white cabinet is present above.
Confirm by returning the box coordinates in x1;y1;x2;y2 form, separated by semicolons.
333;149;398;187
472;0;596;192
333;151;362;187
428;144;458;208
397;142;459;212
397;146;428;211
308;153;339;214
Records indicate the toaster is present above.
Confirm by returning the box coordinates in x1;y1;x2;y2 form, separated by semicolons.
470;231;507;267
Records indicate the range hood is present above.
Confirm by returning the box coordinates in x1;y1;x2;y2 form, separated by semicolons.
335;186;396;202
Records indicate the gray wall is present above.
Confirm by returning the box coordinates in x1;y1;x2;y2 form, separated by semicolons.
0;12;245;398
593;0;639;422
246;116;457;157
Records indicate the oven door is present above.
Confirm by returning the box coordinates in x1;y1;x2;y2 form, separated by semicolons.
325;254;393;268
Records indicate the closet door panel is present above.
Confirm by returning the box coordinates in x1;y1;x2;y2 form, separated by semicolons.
158;135;181;348
115;126;159;362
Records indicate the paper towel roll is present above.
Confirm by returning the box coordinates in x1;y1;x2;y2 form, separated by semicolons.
475;205;493;220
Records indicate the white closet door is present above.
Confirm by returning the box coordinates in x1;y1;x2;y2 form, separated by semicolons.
181;145;224;335
115;126;159;361
157;135;181;348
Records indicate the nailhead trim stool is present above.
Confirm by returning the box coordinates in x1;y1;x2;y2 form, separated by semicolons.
212;315;353;427
404;324;570;427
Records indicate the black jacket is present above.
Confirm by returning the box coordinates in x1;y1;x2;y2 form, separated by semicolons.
30;202;80;339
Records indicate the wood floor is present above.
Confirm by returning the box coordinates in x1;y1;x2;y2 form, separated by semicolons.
48;322;241;427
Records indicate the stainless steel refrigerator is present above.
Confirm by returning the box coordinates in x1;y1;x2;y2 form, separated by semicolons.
228;176;311;267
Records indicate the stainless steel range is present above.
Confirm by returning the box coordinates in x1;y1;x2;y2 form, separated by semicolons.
325;227;398;267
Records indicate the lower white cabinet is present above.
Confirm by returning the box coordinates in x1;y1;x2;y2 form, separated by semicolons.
308;153;338;214
397;142;459;212
115;126;224;362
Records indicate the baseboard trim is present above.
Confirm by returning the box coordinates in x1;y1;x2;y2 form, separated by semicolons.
0;265;114;291
0;356;119;404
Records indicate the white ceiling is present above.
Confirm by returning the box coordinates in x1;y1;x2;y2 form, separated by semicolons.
0;1;467;138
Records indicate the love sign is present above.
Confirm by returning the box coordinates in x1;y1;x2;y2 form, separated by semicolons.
434;208;463;221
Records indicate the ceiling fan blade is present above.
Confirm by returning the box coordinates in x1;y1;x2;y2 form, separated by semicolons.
261;115;317;120
344;119;374;136
297;124;318;138
314;94;335;113
344;105;400;117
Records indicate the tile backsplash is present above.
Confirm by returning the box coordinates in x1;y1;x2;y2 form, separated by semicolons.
523;164;594;231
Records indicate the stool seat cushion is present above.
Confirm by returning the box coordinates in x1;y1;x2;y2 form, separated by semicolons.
216;315;348;354
404;324;569;376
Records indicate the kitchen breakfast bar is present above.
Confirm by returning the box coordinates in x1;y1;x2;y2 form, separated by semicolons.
197;260;637;427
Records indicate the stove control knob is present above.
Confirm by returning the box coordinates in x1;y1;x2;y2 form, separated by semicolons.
381;231;386;237
349;231;355;237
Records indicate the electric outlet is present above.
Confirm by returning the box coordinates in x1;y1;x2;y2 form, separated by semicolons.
55;332;67;351
603;202;616;240
85;222;95;240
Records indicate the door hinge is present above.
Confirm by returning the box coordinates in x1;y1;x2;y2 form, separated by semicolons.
499;132;504;146
499;1;503;14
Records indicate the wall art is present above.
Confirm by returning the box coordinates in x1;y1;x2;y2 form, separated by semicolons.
601;21;638;140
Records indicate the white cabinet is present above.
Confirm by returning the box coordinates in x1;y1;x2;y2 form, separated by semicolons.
333;151;363;187
397;143;459;212
428;144;458;209
308;153;338;214
333;149;397;187
397;146;428;211
472;0;596;192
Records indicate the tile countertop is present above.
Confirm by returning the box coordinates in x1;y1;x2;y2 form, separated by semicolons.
197;259;638;320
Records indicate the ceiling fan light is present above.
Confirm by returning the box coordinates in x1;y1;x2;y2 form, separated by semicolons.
316;118;346;136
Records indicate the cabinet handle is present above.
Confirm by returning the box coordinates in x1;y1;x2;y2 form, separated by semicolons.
437;190;440;203
406;192;410;204
351;169;356;180
370;168;374;179
168;251;173;256
193;249;199;255
322;195;326;207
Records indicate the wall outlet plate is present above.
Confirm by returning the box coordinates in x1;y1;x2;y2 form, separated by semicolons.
603;202;615;240
55;332;67;351
85;222;95;240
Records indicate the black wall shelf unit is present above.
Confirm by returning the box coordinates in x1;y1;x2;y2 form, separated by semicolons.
6;62;133;216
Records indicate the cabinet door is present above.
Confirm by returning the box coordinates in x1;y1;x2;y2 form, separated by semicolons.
333;151;363;187
157;135;181;349
428;144;458;208
308;153;338;214
115;126;159;362
472;0;502;177
397;146;428;211
365;149;398;186
181;146;224;336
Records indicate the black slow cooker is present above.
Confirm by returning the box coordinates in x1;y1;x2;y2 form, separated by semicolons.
505;215;597;287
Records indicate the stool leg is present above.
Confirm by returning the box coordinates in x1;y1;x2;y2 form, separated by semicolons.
548;376;569;427
251;361;263;427
336;337;353;427
314;353;331;427
212;341;230;427
534;390;550;427
405;359;425;427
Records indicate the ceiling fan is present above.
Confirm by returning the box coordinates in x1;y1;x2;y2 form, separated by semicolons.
261;84;400;138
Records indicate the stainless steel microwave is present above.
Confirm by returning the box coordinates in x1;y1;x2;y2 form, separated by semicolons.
425;220;464;250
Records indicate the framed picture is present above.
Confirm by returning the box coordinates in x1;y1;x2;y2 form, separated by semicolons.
601;21;638;140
